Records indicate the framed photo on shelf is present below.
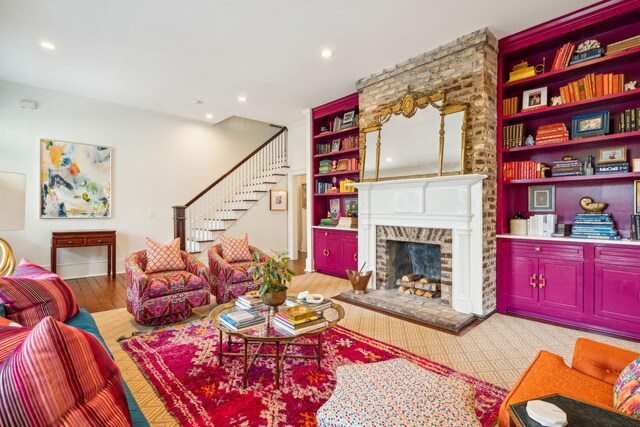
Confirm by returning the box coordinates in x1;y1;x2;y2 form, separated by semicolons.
572;111;610;139
528;185;555;212
331;139;341;152
522;87;547;110
329;198;340;219
343;198;358;216
597;146;626;164
342;110;355;128
633;158;640;172
336;159;348;171
269;190;288;211
635;180;640;214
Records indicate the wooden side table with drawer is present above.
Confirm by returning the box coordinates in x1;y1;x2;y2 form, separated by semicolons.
51;230;116;278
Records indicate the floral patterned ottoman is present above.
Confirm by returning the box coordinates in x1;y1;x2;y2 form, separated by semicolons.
316;358;481;427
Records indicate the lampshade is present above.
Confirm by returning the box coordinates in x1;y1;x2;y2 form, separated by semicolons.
0;171;26;231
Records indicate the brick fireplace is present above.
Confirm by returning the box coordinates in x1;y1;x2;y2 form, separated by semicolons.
376;226;452;305
356;28;498;314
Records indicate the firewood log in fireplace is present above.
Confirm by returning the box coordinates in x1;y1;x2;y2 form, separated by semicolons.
401;273;422;282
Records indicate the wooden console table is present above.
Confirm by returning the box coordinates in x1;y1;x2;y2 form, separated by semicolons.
51;230;116;279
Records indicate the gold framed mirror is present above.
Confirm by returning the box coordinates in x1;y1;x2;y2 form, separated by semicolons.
360;89;468;182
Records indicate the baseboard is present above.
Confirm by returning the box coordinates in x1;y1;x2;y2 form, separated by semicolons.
45;260;126;280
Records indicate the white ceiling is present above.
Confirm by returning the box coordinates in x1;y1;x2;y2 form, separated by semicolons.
0;0;598;126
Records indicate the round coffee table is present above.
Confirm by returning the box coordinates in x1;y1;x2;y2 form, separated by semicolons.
209;299;345;389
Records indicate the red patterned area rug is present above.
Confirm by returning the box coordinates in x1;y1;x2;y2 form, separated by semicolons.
121;320;507;426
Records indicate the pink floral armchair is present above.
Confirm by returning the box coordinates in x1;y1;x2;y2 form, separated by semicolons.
125;250;210;326
207;243;268;304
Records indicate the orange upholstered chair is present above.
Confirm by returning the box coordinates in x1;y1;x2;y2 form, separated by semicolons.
498;338;639;426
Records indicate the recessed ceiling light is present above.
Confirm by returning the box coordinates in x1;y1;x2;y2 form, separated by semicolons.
321;49;333;58
205;113;213;119
238;96;247;103
386;158;393;162
40;40;56;50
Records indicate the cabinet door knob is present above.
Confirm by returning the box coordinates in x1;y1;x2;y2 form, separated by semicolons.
539;274;546;288
530;273;537;288
326;249;330;257
324;232;328;236
353;253;357;262
534;247;541;252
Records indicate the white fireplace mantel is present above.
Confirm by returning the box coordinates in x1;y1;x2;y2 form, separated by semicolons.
353;174;487;315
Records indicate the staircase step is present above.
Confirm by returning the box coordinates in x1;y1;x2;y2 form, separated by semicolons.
263;181;277;184
195;239;215;243
272;173;286;176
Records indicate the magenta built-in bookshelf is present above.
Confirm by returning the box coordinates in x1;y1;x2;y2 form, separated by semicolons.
496;0;640;340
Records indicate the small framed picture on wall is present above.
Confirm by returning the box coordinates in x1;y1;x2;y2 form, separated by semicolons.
528;185;555;212
270;190;288;211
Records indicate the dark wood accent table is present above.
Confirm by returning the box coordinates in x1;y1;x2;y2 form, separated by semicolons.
51;230;116;279
509;394;639;427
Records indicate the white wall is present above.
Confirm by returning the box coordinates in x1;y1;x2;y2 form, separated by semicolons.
0;80;285;278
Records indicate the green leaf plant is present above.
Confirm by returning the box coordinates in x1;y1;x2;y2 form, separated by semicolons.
250;250;296;296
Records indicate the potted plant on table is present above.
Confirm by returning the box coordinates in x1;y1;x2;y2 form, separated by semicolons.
251;250;295;314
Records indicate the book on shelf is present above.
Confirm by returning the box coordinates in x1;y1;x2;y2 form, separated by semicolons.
606;35;640;55
315;135;359;155
340;178;357;193
571;213;620;240
535;122;569;145
630;215;640;240
527;214;557;237
594;162;629;174
502;123;525;148
618;108;640;133
558;72;624;104
551;42;575;70
235;293;265;310
318;159;332;174
502;161;546;181
502;96;519;115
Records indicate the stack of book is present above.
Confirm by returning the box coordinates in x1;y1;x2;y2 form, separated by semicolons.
318;160;331;174
535;123;569;145
284;297;333;312
558;73;625;104
528;214;557;237
220;309;265;332
571;213;620;240
274;306;328;336
550;42;575;70
235;292;264;310
332;116;343;132
630;214;640;240
551;158;582;177
502;160;546;181
502;124;525;148
606;36;640;55
618;108;640;133
502;96;519;115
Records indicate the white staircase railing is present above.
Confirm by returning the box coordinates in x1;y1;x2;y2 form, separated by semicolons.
173;127;288;254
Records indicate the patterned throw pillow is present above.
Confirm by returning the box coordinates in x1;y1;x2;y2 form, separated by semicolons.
145;238;185;274
0;325;30;364
221;233;252;263
614;355;640;417
0;259;79;327
0;317;132;426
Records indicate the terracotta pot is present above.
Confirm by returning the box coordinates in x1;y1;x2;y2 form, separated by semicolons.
346;270;372;295
261;290;287;307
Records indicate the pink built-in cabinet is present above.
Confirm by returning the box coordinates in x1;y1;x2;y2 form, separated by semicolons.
313;228;358;277
497;1;640;340
498;238;640;339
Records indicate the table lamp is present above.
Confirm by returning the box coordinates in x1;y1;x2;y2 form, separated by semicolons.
0;171;26;276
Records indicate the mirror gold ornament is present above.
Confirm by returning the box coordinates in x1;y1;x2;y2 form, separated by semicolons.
359;89;468;182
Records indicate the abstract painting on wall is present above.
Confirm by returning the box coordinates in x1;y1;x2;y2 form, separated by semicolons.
40;139;112;218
